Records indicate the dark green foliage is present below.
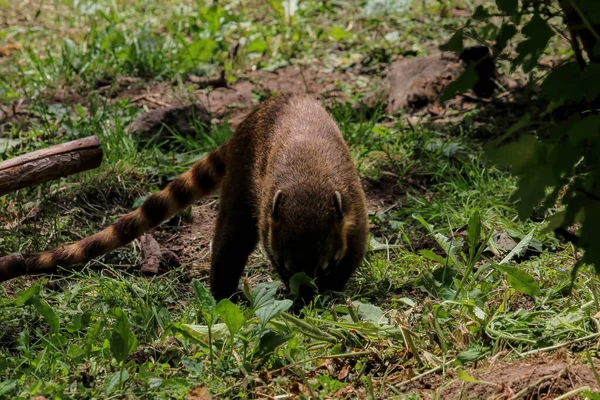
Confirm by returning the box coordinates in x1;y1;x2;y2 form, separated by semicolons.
441;0;600;275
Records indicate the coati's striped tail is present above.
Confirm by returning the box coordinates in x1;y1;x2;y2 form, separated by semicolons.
0;143;228;282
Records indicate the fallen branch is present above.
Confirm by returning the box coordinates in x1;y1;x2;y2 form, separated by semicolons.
188;70;227;89
0;136;103;196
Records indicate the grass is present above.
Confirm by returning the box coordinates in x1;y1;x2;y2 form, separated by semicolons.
1;0;599;399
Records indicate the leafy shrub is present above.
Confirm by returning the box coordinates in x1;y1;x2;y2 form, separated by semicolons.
442;0;600;277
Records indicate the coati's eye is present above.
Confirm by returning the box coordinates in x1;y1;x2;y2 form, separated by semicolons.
334;249;343;262
278;257;292;272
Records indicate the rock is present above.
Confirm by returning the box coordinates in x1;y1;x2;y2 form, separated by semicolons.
140;234;180;275
140;234;161;275
385;52;465;112
491;229;519;255
125;103;211;143
382;46;496;113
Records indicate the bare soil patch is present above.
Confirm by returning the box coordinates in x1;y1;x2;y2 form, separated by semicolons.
431;353;600;399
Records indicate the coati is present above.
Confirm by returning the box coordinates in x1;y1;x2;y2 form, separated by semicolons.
0;94;369;301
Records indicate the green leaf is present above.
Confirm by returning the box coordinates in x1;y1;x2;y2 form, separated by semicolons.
184;38;217;64
14;284;41;306
110;308;138;364
66;314;83;333
439;29;464;53
255;299;293;326
495;0;518;14
352;301;388;324
567;115;600;146
250;281;281;309
542;62;586;103
542;211;566;234
495;23;517;53
472;5;491;20
105;370;129;395
457;346;488;363
500;230;534;264
457;368;481;383
29;295;60;333
154;306;171;333
67;344;86;361
66;311;90;333
256;331;293;357
215;299;245;337
247;37;267;53
289;272;315;298
0;138;21;154
467;211;481;262
440;64;478;102
327;26;351;41
0;380;17;396
192;279;216;315
181;356;203;375
177;323;229;344
513;167;556;219
419;249;448;265
493;263;541;297
513;14;553;73
84;320;103;356
487;134;540;173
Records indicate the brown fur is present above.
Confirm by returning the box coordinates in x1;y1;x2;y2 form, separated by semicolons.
0;94;369;300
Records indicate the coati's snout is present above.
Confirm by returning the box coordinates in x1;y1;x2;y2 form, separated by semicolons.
266;189;348;289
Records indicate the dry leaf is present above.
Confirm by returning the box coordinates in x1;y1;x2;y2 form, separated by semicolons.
337;364;350;380
188;385;211;400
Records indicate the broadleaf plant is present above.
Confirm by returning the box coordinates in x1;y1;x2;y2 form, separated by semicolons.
440;0;600;278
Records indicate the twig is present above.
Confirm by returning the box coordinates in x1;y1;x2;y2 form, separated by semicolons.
131;94;147;103
569;28;587;69
518;331;600;357
554;386;592;400
189;70;227;89
508;374;556;399
570;1;600;41
268;350;376;375
396;358;456;388
144;97;170;108
585;351;600;387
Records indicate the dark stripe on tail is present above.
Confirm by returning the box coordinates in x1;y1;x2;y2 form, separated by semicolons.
141;195;170;226
80;235;109;260
193;157;217;193
169;178;194;208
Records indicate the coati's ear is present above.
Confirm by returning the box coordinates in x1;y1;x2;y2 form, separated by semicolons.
272;190;282;221
334;191;343;220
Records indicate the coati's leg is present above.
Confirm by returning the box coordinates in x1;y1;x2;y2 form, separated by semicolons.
209;192;258;301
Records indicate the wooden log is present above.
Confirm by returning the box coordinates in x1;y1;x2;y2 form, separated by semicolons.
0;136;103;196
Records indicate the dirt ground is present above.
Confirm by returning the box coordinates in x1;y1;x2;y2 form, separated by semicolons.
438;353;600;399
